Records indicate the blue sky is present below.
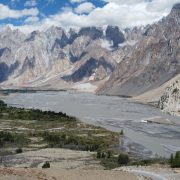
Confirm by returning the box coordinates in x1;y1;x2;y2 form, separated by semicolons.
0;0;179;33
0;0;105;26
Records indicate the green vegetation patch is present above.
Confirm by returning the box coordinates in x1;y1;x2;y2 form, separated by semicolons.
0;100;120;157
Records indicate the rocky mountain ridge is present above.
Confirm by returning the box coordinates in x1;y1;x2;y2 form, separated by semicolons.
0;24;131;90
97;3;180;98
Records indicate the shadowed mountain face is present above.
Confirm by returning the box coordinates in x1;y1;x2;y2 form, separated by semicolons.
0;62;9;82
62;58;114;82
0;61;19;82
106;26;125;48
97;3;180;96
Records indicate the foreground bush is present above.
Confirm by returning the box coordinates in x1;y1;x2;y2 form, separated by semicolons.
42;161;50;168
118;153;129;165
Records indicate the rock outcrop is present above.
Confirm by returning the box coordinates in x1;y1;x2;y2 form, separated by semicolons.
158;79;180;116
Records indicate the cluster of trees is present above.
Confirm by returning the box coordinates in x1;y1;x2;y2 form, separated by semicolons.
6;108;73;121
170;152;180;168
0;99;76;122
97;151;129;165
43;131;108;152
0;131;15;146
0;131;28;148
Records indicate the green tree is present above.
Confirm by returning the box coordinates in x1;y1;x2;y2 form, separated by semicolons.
120;130;124;135
107;151;112;158
170;151;180;168
170;154;174;164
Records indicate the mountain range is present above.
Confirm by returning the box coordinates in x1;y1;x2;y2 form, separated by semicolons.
0;3;179;115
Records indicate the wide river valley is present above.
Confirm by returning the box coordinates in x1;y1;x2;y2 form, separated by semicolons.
2;91;180;158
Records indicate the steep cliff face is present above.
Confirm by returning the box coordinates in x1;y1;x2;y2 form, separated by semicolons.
98;3;180;96
158;78;180;116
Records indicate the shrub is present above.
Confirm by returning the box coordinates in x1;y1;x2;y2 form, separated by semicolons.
118;153;129;165
97;151;101;159
16;148;23;154
101;152;106;159
42;161;50;168
107;151;112;158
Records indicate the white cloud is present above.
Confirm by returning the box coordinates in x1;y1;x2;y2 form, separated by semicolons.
25;16;39;23
46;0;55;5
102;0;145;5
0;3;39;20
74;2;95;14
70;0;86;4
24;0;37;7
11;0;19;2
6;0;180;33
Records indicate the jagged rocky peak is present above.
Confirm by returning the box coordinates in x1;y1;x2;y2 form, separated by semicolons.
0;25;25;41
105;26;125;48
68;28;78;44
25;30;42;41
167;3;180;19
45;26;69;45
124;26;145;41
45;26;65;37
78;27;103;40
172;3;180;10
0;25;12;34
45;26;69;50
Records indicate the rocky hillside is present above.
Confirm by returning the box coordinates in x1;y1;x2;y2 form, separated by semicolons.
98;3;180;97
158;79;180;116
